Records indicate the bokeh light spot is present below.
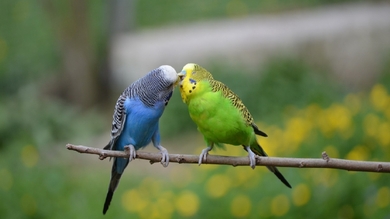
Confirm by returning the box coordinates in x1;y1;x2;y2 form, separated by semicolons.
284;117;312;151
324;145;339;158
363;113;380;137
377;122;390;147
156;195;175;219
346;145;369;161
122;189;148;213
271;194;290;216
376;186;390;208
370;84;389;111
292;184;310;206
206;174;231;198
21;145;39;168
175;190;199;217
231;194;252;218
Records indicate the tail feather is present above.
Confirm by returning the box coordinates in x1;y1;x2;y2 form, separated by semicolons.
248;144;292;188
103;171;122;214
265;165;292;188
103;158;128;214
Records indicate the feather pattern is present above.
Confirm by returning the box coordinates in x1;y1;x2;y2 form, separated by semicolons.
208;79;254;126
105;68;175;150
102;65;178;214
178;63;290;189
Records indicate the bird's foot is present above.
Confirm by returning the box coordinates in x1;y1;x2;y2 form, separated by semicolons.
198;146;213;166
99;151;108;160
246;146;257;169
156;145;169;167
124;145;136;162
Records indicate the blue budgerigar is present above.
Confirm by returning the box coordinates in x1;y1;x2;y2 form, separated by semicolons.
102;65;179;214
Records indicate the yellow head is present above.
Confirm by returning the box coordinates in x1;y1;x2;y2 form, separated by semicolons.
178;63;213;103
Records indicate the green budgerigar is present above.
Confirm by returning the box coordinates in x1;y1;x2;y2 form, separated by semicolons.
178;63;291;188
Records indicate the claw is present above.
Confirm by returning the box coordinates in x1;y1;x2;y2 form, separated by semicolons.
156;145;169;167
99;151;108;160
246;146;256;169
198;146;213;166
124;145;136;162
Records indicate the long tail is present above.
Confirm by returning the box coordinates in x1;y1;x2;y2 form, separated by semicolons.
248;143;292;188
103;158;129;214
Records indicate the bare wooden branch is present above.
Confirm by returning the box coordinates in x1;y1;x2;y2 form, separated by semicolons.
66;144;390;173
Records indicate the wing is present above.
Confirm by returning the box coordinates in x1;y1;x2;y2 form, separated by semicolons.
209;79;268;137
104;89;129;150
209;80;254;125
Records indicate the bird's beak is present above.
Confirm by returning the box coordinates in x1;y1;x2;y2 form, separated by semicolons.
177;72;185;80
174;72;184;86
177;72;185;82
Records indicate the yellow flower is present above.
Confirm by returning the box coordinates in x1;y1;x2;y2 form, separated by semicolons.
317;104;353;138
283;117;312;151
370;84;390;112
258;126;283;156
323;145;340;158
363;113;380;137
377;122;390;148
346;145;370;161
328;104;353;138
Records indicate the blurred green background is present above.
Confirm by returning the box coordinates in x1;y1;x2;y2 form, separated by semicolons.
1;0;390;218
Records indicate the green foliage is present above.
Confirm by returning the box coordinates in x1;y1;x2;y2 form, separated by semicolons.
0;84;105;150
0;0;59;95
136;0;361;28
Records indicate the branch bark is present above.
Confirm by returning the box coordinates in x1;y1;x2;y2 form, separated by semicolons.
66;144;390;173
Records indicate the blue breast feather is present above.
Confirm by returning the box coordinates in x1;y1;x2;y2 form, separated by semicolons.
115;97;165;151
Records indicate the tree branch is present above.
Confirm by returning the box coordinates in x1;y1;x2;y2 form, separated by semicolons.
66;144;390;173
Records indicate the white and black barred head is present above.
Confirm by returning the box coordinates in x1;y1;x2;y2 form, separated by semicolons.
124;65;178;107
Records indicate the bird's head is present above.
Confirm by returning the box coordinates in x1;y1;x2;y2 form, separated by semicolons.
177;63;214;103
159;65;180;86
177;63;213;85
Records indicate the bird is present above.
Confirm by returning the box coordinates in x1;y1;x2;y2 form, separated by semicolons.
178;63;291;188
102;65;179;214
